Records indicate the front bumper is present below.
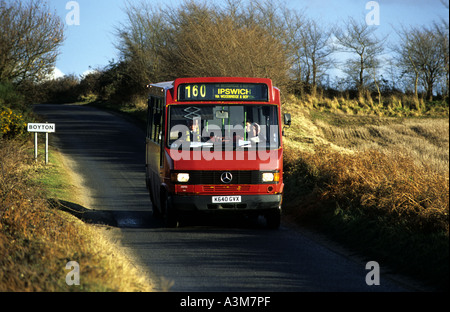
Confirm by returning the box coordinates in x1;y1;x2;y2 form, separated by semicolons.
172;194;282;213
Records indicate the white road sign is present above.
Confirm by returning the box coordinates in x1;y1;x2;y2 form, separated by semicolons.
27;123;56;133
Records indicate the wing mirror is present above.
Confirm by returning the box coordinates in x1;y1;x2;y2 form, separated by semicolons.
284;113;291;127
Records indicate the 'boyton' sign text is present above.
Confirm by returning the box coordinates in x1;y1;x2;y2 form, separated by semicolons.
27;123;56;133
27;123;56;164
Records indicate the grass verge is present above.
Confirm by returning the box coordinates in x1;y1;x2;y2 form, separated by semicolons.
0;139;154;291
283;144;449;291
282;106;448;291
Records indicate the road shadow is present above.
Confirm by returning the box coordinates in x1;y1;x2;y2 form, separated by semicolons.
48;198;271;230
178;213;271;230
48;198;118;227
49;198;162;229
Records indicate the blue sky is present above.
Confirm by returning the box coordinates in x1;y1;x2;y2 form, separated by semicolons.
47;0;448;79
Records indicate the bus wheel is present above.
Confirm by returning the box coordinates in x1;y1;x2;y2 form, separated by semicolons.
152;204;161;218
265;209;281;229
149;192;161;218
162;195;179;228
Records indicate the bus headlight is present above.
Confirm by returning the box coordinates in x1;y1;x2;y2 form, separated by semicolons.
262;172;280;183
262;172;274;182
176;173;190;183
171;173;190;183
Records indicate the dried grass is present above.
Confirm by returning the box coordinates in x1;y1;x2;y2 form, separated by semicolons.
283;126;449;289
0;139;154;292
285;147;448;233
282;98;449;288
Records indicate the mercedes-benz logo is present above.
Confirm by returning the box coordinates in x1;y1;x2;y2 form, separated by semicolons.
220;172;233;184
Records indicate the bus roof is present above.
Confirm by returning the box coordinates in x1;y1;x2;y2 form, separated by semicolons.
148;77;273;88
148;81;174;90
147;77;277;101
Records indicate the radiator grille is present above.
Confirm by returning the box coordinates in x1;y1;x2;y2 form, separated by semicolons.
175;171;262;185
202;185;251;192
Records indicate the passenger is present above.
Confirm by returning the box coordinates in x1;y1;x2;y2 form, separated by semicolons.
246;121;261;143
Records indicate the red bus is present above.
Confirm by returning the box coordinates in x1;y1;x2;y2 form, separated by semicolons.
145;77;291;228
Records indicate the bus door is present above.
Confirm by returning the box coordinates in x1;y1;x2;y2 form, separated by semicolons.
146;96;165;211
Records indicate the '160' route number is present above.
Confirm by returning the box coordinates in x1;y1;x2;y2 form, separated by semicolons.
185;84;206;99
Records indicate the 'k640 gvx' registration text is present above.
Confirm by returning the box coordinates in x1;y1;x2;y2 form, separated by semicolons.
212;196;241;203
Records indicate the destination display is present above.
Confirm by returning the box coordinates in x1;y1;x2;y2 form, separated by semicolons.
178;83;268;101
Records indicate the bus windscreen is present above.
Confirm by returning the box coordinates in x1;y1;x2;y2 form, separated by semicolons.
168;105;280;150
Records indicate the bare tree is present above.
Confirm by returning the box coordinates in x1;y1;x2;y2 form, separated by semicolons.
116;0;290;90
115;0;169;91
433;1;449;98
418;27;446;101
394;26;422;98
396;26;445;101
334;17;386;95
299;19;334;95
164;1;289;86
282;10;305;87
0;0;64;84
240;1;306;94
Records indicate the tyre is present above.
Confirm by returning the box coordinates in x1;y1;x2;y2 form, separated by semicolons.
162;194;179;228
147;178;161;218
152;203;161;218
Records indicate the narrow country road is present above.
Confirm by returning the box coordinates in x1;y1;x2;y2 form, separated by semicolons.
34;103;413;292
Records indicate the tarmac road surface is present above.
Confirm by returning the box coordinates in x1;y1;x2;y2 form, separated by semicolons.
34;103;413;292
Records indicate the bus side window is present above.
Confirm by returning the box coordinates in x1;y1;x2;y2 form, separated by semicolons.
151;97;164;144
147;97;154;139
153;111;161;143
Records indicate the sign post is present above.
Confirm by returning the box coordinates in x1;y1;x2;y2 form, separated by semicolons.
27;123;56;164
34;132;38;160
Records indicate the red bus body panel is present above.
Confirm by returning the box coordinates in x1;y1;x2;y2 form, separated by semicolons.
146;77;285;227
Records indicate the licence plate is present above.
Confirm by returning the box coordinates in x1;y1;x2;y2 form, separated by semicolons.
212;196;242;203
